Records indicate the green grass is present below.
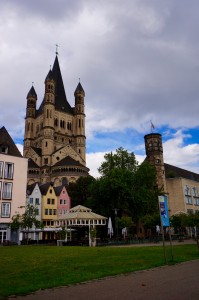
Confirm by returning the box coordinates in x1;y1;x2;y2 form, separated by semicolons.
0;244;198;297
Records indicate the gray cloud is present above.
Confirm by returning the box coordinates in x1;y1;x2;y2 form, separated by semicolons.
1;0;199;174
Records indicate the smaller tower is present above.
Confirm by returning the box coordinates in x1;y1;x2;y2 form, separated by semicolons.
41;69;55;183
24;86;37;155
144;133;167;193
74;82;86;162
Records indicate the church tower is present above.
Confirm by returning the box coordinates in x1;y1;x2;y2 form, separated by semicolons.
24;55;89;186
74;82;86;162
24;86;37;154
144;133;167;193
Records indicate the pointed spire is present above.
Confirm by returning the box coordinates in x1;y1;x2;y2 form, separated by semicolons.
51;56;73;113
27;86;37;99
74;82;85;96
45;69;54;82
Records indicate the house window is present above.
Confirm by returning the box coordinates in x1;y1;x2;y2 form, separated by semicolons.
45;209;48;215
1;202;11;217
187;209;193;214
44;158;48;165
29;198;33;204
35;209;39;215
185;196;192;205
4;163;14;179
0;162;3;178
184;185;191;196
47;221;50;226
53;209;56;215
49;189;52;194
35;198;40;205
192;187;198;197
60;199;63;204
49;209;52;215
0;181;2;199
59;209;62;214
3;182;12;199
47;198;51;204
52;199;55;205
64;200;66;204
194;198;199;206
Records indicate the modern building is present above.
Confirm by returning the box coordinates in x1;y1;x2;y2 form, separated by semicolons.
0;126;28;244
144;132;199;216
23;55;89;187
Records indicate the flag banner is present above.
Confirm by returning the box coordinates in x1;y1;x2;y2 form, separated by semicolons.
158;196;170;227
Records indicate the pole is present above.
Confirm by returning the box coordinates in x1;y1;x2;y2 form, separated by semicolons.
168;226;174;261
158;198;167;264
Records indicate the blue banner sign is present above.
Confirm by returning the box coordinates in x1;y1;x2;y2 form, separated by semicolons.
158;196;170;227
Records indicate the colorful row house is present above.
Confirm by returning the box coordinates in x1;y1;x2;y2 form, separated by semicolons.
26;182;71;241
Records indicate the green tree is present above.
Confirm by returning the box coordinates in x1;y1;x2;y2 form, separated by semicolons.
10;205;43;242
67;175;95;207
98;147;138;176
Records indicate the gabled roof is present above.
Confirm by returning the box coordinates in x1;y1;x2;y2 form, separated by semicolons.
31;147;42;157
0;126;22;157
53;155;86;168
27;182;39;195
37;56;73;116
39;182;53;195
54;185;67;196
164;163;199;182
28;158;40;168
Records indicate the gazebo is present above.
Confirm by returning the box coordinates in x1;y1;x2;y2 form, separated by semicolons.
61;205;107;246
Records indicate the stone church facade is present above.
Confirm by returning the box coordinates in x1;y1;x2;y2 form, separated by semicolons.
24;55;89;186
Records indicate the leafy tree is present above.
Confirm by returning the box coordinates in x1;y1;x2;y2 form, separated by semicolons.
130;161;160;221
67;175;95;207
10;205;43;241
98;147;138;176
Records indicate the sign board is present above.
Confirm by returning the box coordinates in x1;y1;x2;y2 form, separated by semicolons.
158;195;170;227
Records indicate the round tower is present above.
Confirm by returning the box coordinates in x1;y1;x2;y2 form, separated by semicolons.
144;133;167;193
74;82;86;163
24;86;37;155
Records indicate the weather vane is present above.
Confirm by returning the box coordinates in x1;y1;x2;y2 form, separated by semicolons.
150;120;155;133
55;44;59;55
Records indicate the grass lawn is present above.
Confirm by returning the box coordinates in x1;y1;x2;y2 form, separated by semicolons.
0;244;198;297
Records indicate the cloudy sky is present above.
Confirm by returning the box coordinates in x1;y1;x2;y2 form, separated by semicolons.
1;0;199;177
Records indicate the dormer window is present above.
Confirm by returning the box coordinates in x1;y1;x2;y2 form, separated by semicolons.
0;145;8;154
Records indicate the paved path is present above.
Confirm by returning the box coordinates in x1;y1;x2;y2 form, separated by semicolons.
11;259;199;300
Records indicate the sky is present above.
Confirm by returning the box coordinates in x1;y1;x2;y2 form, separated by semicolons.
1;0;199;178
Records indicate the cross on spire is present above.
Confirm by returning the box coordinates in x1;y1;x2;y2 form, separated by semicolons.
55;44;59;56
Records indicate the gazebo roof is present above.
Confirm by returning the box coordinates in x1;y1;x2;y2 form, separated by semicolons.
63;205;107;221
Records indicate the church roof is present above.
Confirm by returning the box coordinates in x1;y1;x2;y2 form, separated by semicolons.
53;155;87;169
0;126;22;157
74;82;85;95
37;55;73;116
28;158;40;168
164;163;199;181
27;86;37;99
31;147;42;157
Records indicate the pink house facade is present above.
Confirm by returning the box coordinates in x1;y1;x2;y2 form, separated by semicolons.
0;127;28;244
